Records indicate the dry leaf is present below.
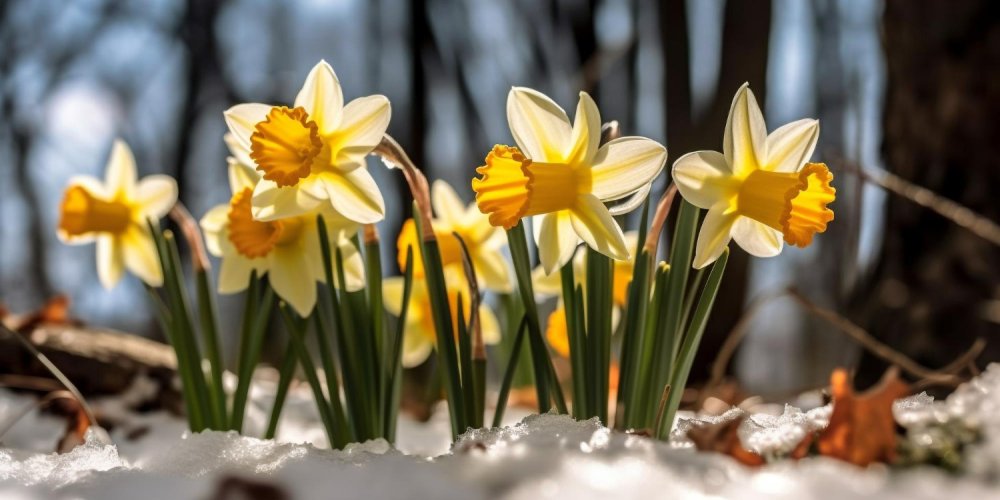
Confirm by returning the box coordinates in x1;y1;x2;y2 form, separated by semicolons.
816;367;910;466
688;415;765;466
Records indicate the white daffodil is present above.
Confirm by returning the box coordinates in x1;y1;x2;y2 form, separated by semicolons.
57;140;177;289
672;83;835;269
224;60;390;224
472;88;667;274
199;161;364;316
383;268;501;368
396;180;512;293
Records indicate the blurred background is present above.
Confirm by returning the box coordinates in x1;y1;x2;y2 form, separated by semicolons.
1;0;997;395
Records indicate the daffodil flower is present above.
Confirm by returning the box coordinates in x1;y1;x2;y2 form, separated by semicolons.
224;60;391;224
672;83;836;269
383;269;500;368
472;88;667;274
199;161;364;316
57;140;177;289
534;232;638;356
396;180;512;293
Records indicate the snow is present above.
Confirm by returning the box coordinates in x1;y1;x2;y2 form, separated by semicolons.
0;365;998;499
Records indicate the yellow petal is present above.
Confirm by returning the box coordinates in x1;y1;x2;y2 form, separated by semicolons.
334;239;366;291
764;119;819;173
731;216;783;257
672;150;736;209
250;179;321;221
590;137;667;201
224;103;272;152
531;262;564;297
105;140;137;197
316;169;385;224
134;175;178;219
506;87;572;162
569;195;629;261
333;95;391;164
431;180;466;224
294;60;344;134
218;255;255;294
401;328;433;368
382;277;406;316
723;83;767;176
270;246;317;316
692;206;737;269
121;226;163;287
478;304;502;345
565;91;601;166
472;252;513;293
534;212;579;275
96;235;124;289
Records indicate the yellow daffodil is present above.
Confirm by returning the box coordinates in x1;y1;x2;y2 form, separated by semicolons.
396;180;512;293
472;88;667;274
383;269;500;368
199;161;364;316
672;83;835;269
535;232;638;356
57;140;177;289
224;60;390;224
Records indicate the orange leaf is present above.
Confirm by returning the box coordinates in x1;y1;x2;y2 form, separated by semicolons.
816;367;910;466
688;415;765;467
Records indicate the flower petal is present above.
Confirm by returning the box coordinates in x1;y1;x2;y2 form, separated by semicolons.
105;140;137;197
295;60;344;134
569;194;629;261
478;305;502;345
224;103;272;151
506;87;573;162
121;226;163;287
382;277;406;316
134;175;178;219
270;245;317;316
764;119;819;173
251;180;321;221
224;132;255;169
692;206;737;269
534;212;579;275
199;205;229;257
401;327;433;368
672;150;736;209
723;83;767;176
565;91;602;166
431;180;466;223
227;155;259;193
472;252;513;293
334;95;391;164
591;137;667;201
731;216;783;258
335;239;366;291
218;255;255;294
318;170;385;224
96;235;124;289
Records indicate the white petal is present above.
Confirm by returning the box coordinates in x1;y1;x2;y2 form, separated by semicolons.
199;205;229;257
105;140;137;197
318;170;386;224
565;91;602;166
692;206;737;269
431;180;466;223
477;305;502;345
473;252;513;293
334;95;391;164
251;180;321;221
334;240;366;291
383;277;406;316
224;103;272;151
133;175;178;219
731;216;783;258
96;235;124;289
535;212;579;275
121;226;163;287
218;256;255;294
506;87;573;162
764;119;819;173
295;60;344;134
723;84;767;176
401;327;434;368
569;194;629;261
227;156;259;193
224;132;254;168
672;150;736;209
591;137;667;201
270;246;317;316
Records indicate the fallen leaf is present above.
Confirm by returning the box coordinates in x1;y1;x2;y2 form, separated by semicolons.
816;367;910;466
687;415;765;466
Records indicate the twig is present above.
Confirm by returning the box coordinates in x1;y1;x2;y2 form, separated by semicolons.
0;390;78;442
643;184;679;257
372;134;434;241
707;290;788;391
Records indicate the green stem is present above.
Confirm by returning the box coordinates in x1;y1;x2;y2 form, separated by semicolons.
560;260;587;419
505;222;551;413
384;247;414;442
230;280;274;432
584;247;613;424
265;337;297;439
195;268;226;429
493;316;528;428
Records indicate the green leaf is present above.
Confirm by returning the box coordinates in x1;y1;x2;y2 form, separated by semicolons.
493;315;528;428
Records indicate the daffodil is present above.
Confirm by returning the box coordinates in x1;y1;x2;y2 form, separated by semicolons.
472;88;667;274
57;140;177;289
383;269;500;368
199;161;364;316
672;83;835;269
224;60;390;224
396;180;512;293
535;232;639;356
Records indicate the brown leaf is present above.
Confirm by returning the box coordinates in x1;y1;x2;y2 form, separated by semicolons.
688;415;765;467
816;367;910;466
